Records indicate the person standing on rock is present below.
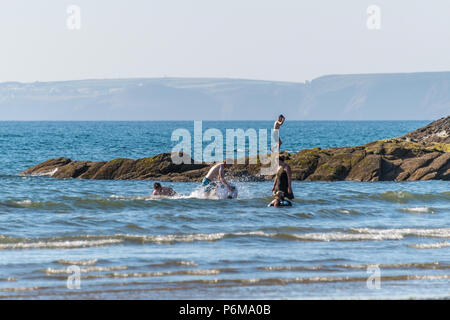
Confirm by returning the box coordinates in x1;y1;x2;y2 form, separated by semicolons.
272;114;285;152
272;155;294;200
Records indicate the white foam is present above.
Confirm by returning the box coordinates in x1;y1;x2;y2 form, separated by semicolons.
409;241;450;249
0;239;122;250
125;233;226;244
55;259;98;266
109;195;149;200
43;266;128;274
103;268;222;279
336;262;446;270
290;232;403;241
351;228;450;239
260;265;323;271
401;207;434;213
15;200;32;205
233;231;270;237
406;274;450;280
4;227;448;253
111;182;252;201
182;269;221;275
180;183;242;200
175;260;197;266
117;228;450;244
30;168;58;177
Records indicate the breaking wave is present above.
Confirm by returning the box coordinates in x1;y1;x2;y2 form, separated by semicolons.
2;227;450;251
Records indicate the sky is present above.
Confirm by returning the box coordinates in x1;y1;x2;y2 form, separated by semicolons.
1;0;450;83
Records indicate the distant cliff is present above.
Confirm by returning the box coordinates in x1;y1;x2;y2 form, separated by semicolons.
21;117;450;182
2;72;450;120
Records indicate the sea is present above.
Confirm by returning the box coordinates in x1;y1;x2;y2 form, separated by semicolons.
0;120;449;299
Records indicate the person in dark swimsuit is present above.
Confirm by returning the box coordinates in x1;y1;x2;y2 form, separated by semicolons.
272;155;294;200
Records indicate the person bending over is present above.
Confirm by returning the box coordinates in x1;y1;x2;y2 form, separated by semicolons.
202;161;233;194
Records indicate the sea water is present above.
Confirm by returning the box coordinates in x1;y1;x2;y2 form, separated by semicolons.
0;121;449;299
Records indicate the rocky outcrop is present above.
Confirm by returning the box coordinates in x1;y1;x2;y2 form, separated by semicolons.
21;153;211;182
20;117;450;182
288;139;449;181
401;116;449;144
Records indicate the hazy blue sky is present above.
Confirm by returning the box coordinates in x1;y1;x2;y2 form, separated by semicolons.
1;0;450;83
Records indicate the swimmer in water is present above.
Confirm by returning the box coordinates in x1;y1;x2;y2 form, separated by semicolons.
152;182;176;196
268;191;292;208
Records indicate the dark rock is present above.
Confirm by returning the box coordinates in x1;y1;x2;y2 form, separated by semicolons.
401;115;449;144
395;152;441;181
346;154;382;181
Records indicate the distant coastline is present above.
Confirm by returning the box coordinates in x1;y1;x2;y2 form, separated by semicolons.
1;71;449;121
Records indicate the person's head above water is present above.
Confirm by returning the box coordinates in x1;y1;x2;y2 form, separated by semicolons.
275;191;285;200
153;182;162;190
278;114;285;122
